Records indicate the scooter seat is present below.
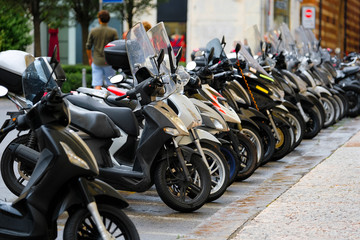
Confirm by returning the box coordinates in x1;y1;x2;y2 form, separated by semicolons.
66;95;139;137
69;103;120;139
342;66;359;76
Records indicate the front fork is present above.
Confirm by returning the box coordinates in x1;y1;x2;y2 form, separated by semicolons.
78;178;115;240
266;110;281;141
189;128;210;169
172;138;192;181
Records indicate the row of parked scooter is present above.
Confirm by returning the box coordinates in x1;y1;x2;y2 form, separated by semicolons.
0;21;359;239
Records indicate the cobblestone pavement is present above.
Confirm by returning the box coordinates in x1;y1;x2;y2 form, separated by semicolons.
231;131;360;240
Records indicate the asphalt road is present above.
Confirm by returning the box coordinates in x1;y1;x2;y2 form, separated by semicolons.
0;97;359;240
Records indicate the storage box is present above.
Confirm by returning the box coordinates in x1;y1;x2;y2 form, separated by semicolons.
104;40;131;73
0;50;30;94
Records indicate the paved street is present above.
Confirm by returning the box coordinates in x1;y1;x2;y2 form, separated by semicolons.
0;98;360;239
232;131;360;240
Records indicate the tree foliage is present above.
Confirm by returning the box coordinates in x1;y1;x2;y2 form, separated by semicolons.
107;0;158;30
0;3;32;51
4;0;69;56
64;0;99;65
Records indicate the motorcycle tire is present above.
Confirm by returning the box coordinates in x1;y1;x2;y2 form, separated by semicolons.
285;111;305;150
199;143;229;202
1;134;36;196
154;153;211;212
235;132;258;181
329;95;341;123
320;95;336;128
271;116;292;161
254;121;276;165
63;204;140;240
241;124;264;165
303;106;322;139
220;143;240;186
310;96;326;129
335;92;349;119
345;90;360;117
332;93;346;119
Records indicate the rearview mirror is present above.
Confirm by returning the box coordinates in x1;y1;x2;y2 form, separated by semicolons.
186;61;197;71
208;47;215;64
176;47;183;66
0;85;8;97
235;43;241;54
110;75;124;84
157;49;164;71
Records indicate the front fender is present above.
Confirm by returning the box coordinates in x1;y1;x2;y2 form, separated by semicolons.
315;86;332;96
52;178;128;221
176;129;221;146
282;100;299;112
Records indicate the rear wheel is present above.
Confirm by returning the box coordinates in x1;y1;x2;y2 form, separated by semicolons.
64;204;140;240
285;111;305;150
271;116;292;161
220;143;240;186
345;90;360;117
241;125;264;165
154;154;211;212
303;106;321;139
235;132;258;181
1;134;36;196
254;121;276;165
321;95;336;128
199;143;229;202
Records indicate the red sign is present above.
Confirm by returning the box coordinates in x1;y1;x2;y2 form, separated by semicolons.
305;9;313;18
302;6;316;29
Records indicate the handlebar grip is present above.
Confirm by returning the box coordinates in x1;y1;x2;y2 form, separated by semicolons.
115;95;127;101
8;143;39;167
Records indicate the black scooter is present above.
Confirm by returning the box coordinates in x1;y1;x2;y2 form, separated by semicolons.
0;53;139;239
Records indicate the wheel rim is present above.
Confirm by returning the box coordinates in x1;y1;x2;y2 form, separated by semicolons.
321;97;335;125
285;114;302;143
241;129;262;162
202;148;226;195
275;127;285;149
76;212;130;239
165;159;203;203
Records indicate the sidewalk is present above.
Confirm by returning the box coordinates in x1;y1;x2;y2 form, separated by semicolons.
231;131;360;240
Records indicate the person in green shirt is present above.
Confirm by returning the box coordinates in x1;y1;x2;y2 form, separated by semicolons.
86;10;118;89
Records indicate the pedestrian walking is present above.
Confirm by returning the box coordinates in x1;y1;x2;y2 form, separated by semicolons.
86;10;119;89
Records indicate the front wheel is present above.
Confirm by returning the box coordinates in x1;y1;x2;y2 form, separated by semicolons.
154;154;211;212
63;204;140;240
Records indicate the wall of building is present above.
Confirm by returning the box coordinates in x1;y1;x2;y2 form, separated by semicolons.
300;0;360;54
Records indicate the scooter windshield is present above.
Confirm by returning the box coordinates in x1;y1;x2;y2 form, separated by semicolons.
244;25;263;58
279;23;297;56
147;22;188;89
22;57;58;107
126;22;175;99
206;38;227;63
239;41;271;77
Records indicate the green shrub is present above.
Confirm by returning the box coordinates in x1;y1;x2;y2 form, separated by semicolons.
61;64;92;93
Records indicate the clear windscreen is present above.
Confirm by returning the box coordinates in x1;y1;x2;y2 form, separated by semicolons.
244;25;263;58
205;38;227;62
267;28;284;54
294;26;310;57
239;42;271;77
126;22;175;100
279;23;296;55
126;23;158;79
148;22;190;88
22;57;58;106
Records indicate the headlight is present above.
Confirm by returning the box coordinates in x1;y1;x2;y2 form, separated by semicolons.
210;117;227;130
60;142;90;170
163;127;180;136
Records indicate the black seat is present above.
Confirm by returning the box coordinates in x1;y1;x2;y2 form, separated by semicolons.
342;66;359;76
66;95;139;137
